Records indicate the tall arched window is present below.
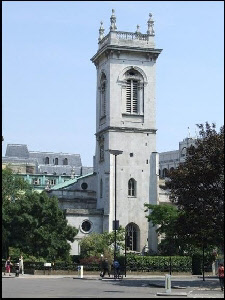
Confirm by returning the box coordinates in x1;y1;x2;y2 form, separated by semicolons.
122;68;145;115
126;78;138;113
126;223;139;251
128;178;136;196
55;158;58;165
100;73;107;118
45;157;49;165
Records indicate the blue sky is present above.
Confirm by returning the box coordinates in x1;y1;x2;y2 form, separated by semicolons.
2;1;224;166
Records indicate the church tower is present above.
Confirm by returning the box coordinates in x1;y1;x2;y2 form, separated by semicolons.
91;10;162;253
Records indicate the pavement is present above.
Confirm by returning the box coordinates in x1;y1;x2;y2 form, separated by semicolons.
2;272;224;298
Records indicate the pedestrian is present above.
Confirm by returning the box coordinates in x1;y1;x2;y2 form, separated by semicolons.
19;255;24;275
5;256;13;276
218;263;224;291
101;258;110;278
113;259;120;278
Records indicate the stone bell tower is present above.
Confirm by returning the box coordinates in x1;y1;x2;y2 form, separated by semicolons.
91;10;162;253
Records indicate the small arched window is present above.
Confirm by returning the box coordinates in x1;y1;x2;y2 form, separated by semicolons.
63;158;68;165
45;157;49;165
128;178;136;196
162;168;168;178
100;178;103;198
55;158;58;165
181;147;187;157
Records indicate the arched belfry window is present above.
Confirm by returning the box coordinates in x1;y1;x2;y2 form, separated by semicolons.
128;178;136;196
125;223;139;251
126;77;138;113
119;68;145;116
100;73;107;118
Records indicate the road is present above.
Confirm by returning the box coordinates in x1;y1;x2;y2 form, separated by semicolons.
2;274;224;298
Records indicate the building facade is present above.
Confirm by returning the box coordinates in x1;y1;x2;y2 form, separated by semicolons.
159;137;196;178
2;144;93;190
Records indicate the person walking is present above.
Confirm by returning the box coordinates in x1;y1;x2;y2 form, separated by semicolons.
101;258;110;278
19;255;24;275
113;260;120;278
5;257;13;276
218;263;224;291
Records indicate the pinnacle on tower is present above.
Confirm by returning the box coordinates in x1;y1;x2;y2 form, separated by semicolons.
147;13;155;36
135;24;141;34
98;21;105;42
110;9;117;31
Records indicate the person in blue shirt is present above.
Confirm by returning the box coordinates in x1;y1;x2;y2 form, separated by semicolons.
113;260;120;278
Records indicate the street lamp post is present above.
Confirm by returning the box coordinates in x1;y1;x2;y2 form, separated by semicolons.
108;149;123;278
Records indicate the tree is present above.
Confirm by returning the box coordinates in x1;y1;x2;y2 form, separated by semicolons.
144;203;182;255
166;122;224;250
2;167;32;258
2;168;78;260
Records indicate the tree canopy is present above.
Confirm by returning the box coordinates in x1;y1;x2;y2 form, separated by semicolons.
2;167;78;261
145;122;224;254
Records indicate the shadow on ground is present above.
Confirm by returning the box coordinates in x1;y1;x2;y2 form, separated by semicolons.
106;278;220;290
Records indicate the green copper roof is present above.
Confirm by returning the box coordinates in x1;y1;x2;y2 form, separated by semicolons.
50;173;94;190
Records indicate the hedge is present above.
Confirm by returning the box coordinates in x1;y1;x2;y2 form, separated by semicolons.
125;255;192;272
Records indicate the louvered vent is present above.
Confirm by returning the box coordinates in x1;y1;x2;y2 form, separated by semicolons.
126;80;131;113
132;81;138;113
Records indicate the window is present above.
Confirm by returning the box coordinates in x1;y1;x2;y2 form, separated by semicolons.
181;147;186;157
49;179;56;185
55;158;58;165
100;73;107;118
126;79;138;113
120;68;145;116
81;220;92;233
99;135;104;162
126;223;139;251
63;158;68;165
100;179;103;198
162;168;168;178
128;178;136;196
32;178;40;185
81;182;88;190
45;157;49;164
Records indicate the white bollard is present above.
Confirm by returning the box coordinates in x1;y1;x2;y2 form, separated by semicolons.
165;274;171;293
78;265;83;278
212;262;216;276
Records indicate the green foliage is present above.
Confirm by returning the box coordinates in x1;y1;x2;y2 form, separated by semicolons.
126;254;192;272
145;123;224;255
167;122;224;250
79;226;125;259
2;168;78;261
144;203;179;237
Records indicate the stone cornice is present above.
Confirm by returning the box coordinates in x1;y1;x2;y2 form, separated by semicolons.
91;45;162;65
95;126;157;137
65;208;104;215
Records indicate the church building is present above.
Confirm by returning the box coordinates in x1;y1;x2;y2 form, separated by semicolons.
48;10;162;256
